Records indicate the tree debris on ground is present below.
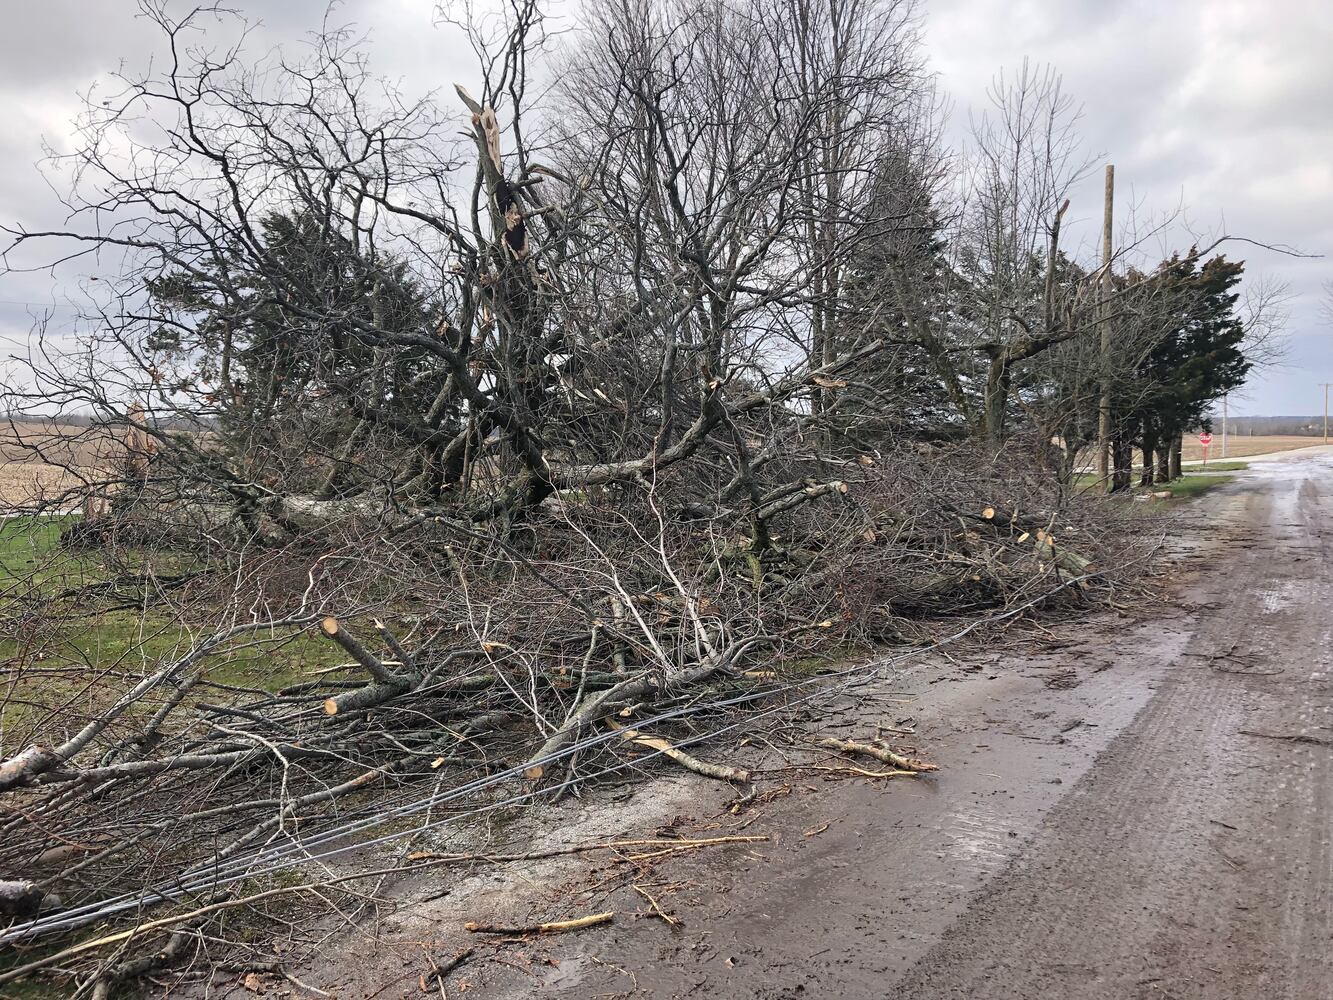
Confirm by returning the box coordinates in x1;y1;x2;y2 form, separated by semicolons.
0;0;1258;993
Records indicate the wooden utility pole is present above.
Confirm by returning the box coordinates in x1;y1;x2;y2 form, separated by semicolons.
1096;164;1115;490
1322;384;1332;444
1222;394;1228;458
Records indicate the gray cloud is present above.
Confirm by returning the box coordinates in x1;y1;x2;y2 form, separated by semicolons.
929;0;1333;414
1;0;1327;414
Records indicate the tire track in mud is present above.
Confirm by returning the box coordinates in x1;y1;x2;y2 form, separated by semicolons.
885;459;1333;1000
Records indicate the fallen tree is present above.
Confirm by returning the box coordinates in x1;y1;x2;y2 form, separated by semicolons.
0;1;1170;993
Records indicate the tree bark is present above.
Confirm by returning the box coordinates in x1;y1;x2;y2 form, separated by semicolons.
982;356;1011;446
0;880;57;918
1111;436;1133;492
1170;432;1183;479
1140;420;1158;487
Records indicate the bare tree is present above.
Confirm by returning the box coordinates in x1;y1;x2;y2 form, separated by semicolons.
0;2;1251;991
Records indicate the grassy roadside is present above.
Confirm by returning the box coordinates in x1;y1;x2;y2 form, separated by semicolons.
1153;474;1236;500
1180;461;1249;473
1;518;345;736
1076;465;1244;503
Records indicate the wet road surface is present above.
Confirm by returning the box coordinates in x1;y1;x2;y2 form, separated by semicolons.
504;451;1333;999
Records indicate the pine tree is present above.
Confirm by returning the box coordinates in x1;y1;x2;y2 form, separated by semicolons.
1134;252;1250;483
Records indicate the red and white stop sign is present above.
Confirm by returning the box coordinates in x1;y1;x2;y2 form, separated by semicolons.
1198;432;1213;447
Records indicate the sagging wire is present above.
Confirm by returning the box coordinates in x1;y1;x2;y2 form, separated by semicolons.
1;572;1098;945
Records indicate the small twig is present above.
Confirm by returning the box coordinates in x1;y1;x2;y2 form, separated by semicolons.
632;884;680;927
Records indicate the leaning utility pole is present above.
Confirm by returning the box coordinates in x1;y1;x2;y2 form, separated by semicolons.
1096;164;1115;490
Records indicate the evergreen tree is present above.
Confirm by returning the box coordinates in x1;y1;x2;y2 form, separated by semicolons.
145;211;444;494
1134;252;1251;482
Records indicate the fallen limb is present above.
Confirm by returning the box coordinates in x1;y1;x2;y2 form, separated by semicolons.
0;618;315;792
608;720;751;784
424;947;475;992
0;747;55;793
620;840;769;862
90;929;192;1000
406;834;768;865
0;888;293;985
522;637;766;778
810;736;938;772
809;764;920;779
464;911;613;935
0;863;422;984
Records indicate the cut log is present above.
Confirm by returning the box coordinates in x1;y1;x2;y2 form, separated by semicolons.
962;506;1094;577
1032;533;1094;575
323;680;412;716
319;618;407;686
318;618;417;715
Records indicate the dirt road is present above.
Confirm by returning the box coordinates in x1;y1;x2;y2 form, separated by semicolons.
469;451;1331;998
262;453;1331;1000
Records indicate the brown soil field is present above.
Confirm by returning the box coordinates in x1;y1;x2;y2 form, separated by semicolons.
1179;433;1325;462
0;420;117;508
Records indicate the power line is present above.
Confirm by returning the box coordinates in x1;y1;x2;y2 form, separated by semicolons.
1;572;1101;944
0;299;94;312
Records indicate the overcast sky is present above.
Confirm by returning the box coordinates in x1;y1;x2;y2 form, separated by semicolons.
0;0;1328;415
